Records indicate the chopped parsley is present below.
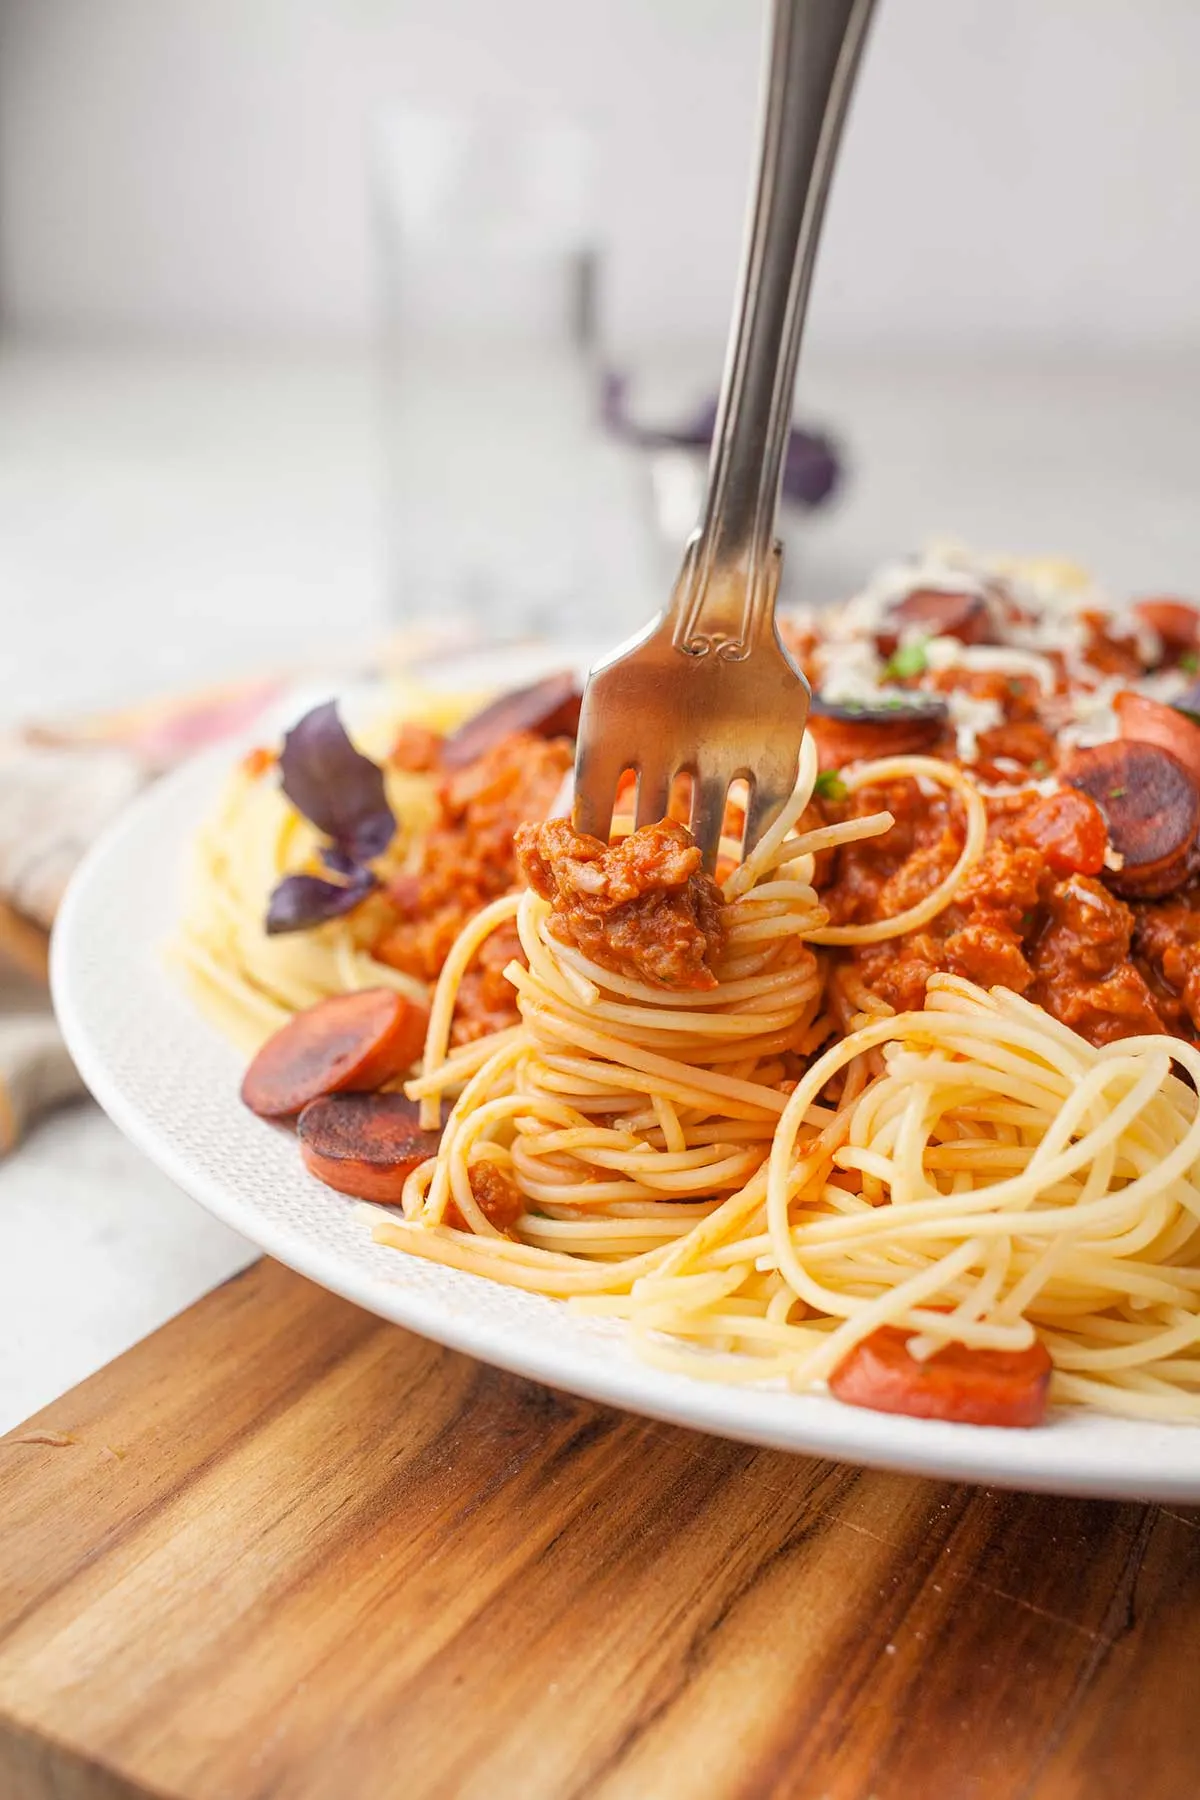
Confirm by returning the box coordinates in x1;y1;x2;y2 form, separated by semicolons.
1108;786;1127;799
883;638;929;681
814;770;848;802
1030;758;1052;776
1181;651;1200;674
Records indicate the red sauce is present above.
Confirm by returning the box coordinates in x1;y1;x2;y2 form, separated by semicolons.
782;568;1200;1048
817;778;1174;1045
372;729;571;1040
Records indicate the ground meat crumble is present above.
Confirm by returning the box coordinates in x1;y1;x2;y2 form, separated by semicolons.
372;728;572;1041
820;777;1185;1043
515;817;725;990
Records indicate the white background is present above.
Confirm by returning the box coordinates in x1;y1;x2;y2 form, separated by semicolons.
4;0;1200;353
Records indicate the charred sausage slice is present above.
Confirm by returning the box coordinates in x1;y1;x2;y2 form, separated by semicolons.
441;673;582;769
1115;690;1200;789
298;1092;441;1202
1064;740;1200;899
807;695;947;771
241;989;429;1120
878;587;996;655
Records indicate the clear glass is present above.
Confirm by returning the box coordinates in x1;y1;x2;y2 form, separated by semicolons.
372;105;653;652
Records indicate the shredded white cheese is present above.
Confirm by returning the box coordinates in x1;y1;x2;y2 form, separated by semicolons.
814;635;887;705
1057;676;1125;753
1065;877;1107;910
923;637;1058;694
942;688;1003;762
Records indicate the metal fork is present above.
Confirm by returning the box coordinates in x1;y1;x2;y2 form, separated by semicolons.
574;0;877;869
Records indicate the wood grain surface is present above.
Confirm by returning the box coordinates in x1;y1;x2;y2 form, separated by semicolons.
0;1258;1197;1800
0;899;49;983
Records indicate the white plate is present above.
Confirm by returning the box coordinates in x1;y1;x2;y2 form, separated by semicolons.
52;722;1200;1502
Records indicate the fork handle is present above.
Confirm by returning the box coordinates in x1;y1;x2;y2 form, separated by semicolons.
671;0;876;658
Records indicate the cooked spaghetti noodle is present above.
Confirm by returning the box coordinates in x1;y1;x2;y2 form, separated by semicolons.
172;689;512;1055
366;734;1200;1422
174;748;438;1054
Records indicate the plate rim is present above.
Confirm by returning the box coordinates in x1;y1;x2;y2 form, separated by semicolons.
50;728;1200;1503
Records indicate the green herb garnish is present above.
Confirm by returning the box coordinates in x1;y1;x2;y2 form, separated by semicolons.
1181;652;1199;674
883;638;929;681
1109;786;1127;799
814;770;849;802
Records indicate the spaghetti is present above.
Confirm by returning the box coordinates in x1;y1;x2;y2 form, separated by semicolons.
172;693;494;1055
364;735;1200;1422
190;545;1200;1425
173;733;440;1055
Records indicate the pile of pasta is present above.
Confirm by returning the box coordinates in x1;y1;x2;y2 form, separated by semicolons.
173;705;454;1056
378;737;1200;1422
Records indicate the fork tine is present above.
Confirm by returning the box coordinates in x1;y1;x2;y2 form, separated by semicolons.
573;741;628;844
689;771;730;873
634;766;672;832
743;754;800;860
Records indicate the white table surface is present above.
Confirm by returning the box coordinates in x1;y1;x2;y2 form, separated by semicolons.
3;338;1199;1432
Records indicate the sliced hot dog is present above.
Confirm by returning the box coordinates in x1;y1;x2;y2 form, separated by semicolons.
1131;597;1200;657
1064;740;1200;898
298;1092;442;1202
808;696;947;771
829;1326;1052;1428
878;588;996;655
442;673;582;770
241;989;429;1120
1115;690;1200;789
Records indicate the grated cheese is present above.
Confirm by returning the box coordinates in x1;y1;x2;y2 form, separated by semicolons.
923;637;1058;693
942;687;1003;761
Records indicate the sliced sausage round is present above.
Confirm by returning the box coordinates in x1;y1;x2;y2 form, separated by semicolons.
1063;740;1200;899
829;1327;1052;1428
442;673;582;769
878;588;996;655
297;1093;442;1202
1115;690;1200;789
1131;597;1200;657
241;989;429;1120
808;696;947;771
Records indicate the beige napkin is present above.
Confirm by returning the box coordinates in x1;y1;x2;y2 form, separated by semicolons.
0;676;286;1154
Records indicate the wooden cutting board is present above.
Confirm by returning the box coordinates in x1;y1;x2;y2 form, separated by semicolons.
1;1259;1198;1800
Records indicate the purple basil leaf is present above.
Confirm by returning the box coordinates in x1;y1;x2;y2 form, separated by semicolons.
319;843;359;878
600;370;632;438
672;396;720;449
781;427;841;509
600;369;841;510
265;866;378;936
278;701;395;862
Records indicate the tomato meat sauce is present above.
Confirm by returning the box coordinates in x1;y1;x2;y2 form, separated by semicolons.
816;775;1189;1043
786;561;1200;1050
371;726;573;1043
